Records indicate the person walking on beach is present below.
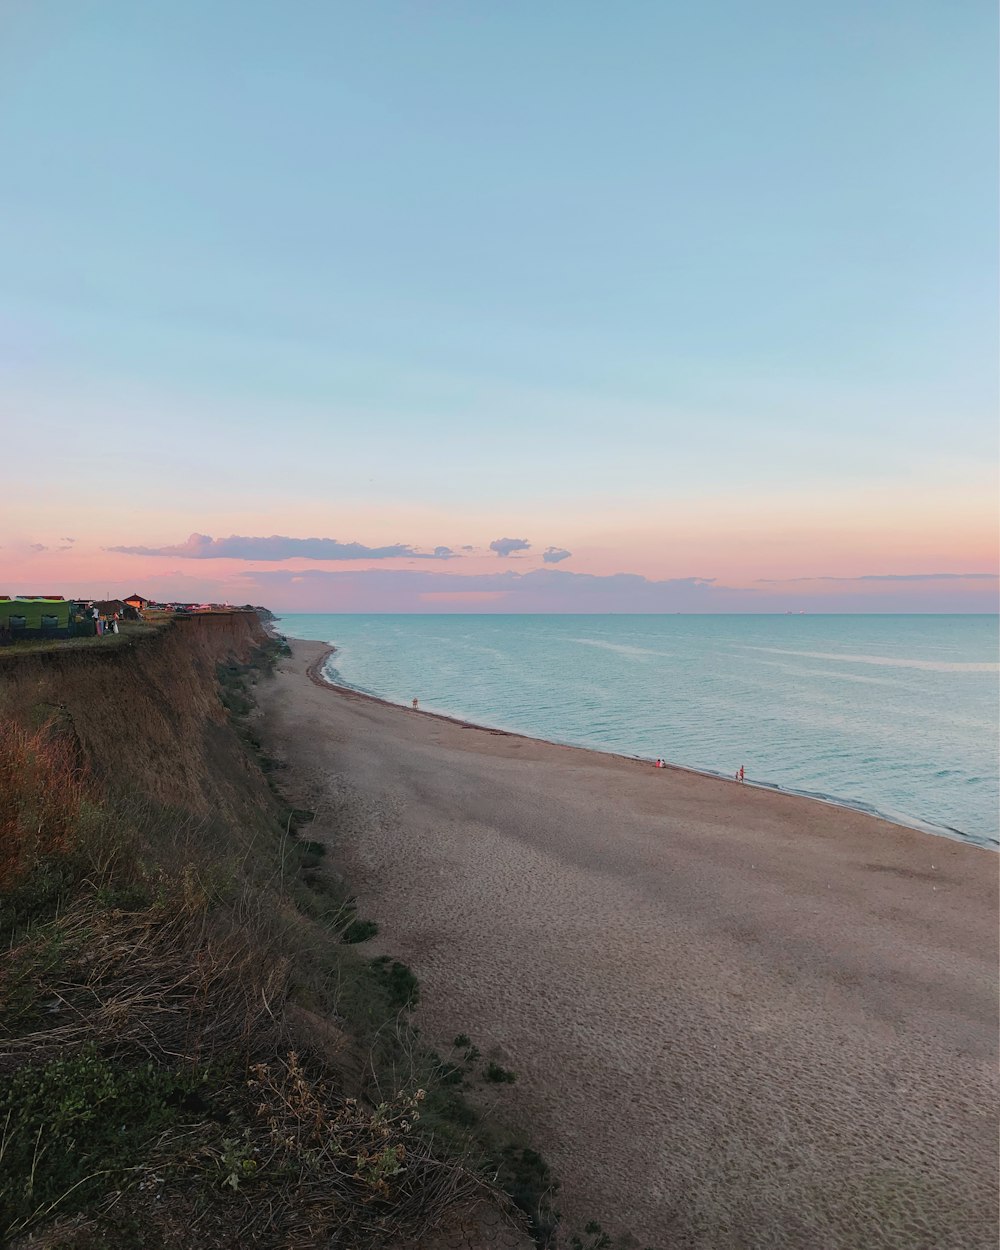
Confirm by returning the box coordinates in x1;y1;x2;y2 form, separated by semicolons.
737;764;745;783
412;697;419;710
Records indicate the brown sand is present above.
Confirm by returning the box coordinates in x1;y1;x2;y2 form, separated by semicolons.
261;640;998;1249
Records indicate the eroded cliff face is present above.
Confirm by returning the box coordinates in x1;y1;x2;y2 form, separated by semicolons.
0;612;271;815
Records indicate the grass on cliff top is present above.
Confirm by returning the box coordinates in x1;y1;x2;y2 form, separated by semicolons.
0;618;167;658
0;643;543;1250
0;610;257;661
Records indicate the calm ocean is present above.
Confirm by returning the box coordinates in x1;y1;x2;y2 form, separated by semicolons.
278;614;999;848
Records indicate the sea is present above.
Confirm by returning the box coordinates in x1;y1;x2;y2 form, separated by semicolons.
277;614;999;848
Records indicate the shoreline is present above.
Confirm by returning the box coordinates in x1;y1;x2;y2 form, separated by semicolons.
262;638;998;1246
303;642;992;850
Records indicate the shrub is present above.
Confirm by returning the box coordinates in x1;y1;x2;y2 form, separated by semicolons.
484;1061;517;1084
491;1145;558;1244
341;917;379;944
569;1221;613;1250
368;957;420;1010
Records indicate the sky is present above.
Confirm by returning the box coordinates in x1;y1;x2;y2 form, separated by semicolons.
1;1;997;612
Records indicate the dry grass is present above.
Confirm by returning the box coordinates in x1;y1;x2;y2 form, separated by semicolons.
0;721;90;889
0;676;528;1249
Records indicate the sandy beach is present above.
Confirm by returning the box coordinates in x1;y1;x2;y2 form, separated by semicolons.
261;639;998;1249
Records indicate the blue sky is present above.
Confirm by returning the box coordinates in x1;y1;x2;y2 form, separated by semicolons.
1;1;996;609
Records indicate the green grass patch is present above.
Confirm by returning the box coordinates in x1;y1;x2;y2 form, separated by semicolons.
0;1045;205;1238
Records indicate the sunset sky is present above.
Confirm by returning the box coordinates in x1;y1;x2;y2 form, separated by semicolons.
2;2;996;612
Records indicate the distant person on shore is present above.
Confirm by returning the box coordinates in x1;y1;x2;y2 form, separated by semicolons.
412;697;419;710
654;757;664;769
737;765;745;783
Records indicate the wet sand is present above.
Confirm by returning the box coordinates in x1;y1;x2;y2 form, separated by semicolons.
261;639;998;1249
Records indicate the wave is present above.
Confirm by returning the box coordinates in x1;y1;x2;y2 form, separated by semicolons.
570;638;672;659
738;646;999;673
748;658;899;686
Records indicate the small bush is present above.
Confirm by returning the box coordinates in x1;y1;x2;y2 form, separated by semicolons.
368;957;420;1011
342;918;378;944
451;1035;481;1064
569;1221;613;1250
484;1061;517;1084
491;1145;558;1244
425;1050;464;1087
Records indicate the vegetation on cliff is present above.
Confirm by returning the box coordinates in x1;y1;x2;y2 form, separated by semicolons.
0;619;543;1248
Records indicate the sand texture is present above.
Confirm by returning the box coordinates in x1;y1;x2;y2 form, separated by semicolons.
261;640;998;1249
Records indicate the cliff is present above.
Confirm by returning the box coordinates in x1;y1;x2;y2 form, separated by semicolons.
0;612;270;816
0;615;529;1249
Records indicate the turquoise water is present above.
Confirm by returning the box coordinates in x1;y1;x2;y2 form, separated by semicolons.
278;614;999;847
